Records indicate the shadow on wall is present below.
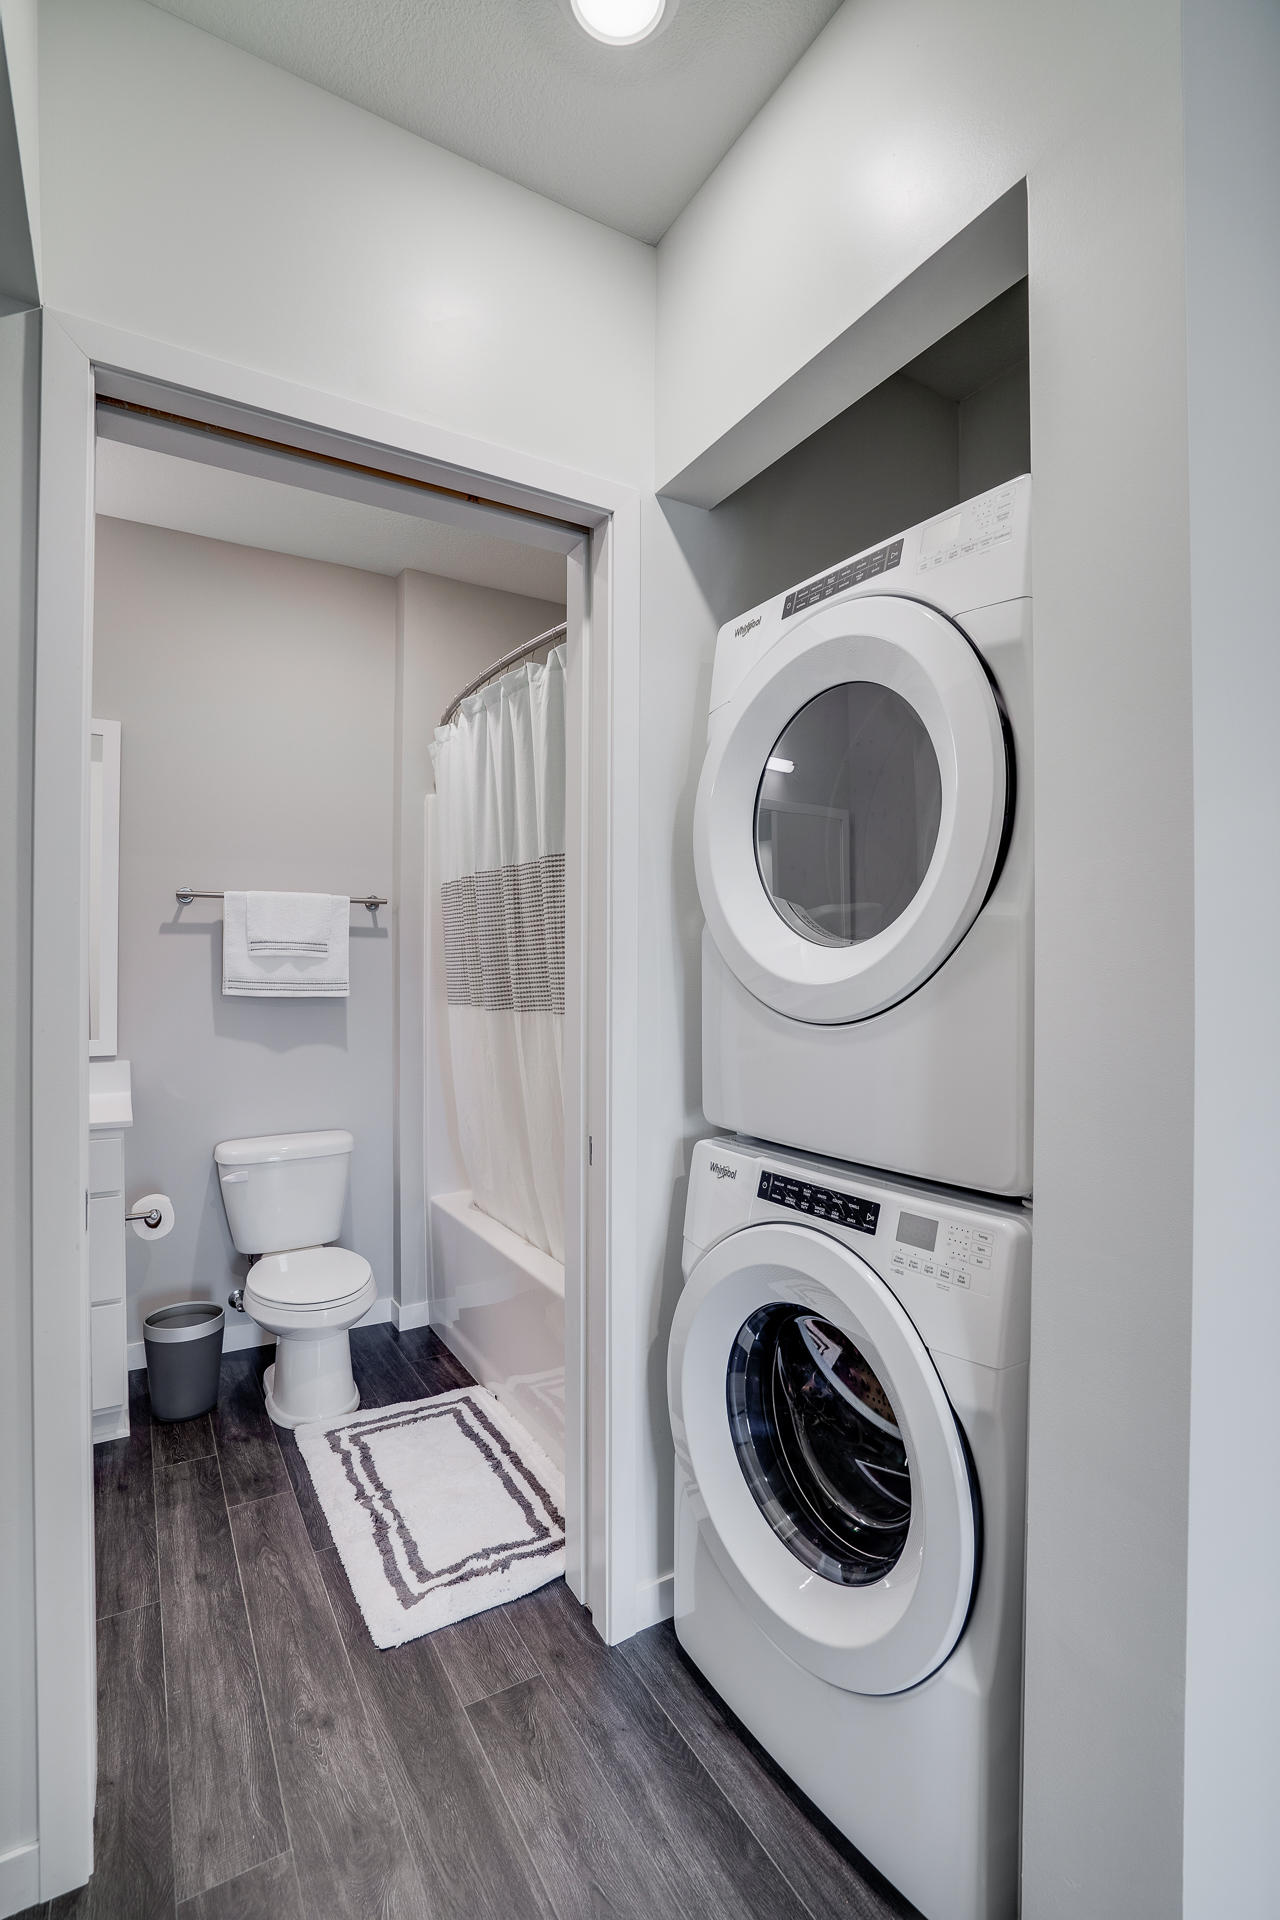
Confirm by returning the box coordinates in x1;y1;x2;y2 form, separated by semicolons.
680;282;1031;623
158;913;389;1051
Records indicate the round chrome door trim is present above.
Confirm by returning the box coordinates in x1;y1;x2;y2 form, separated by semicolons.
693;595;1009;1025
668;1220;978;1695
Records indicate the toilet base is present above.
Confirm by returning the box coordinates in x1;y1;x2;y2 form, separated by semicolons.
262;1335;361;1429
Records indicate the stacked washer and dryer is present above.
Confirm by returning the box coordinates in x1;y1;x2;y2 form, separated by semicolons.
669;477;1033;1920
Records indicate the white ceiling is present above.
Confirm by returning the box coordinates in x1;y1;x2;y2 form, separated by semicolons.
95;436;568;603
141;0;843;243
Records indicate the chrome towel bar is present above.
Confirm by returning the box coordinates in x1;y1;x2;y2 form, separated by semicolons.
175;890;388;912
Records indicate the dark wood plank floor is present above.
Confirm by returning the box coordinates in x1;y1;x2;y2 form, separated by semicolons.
21;1322;916;1920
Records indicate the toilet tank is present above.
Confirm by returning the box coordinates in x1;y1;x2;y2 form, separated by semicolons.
214;1129;352;1255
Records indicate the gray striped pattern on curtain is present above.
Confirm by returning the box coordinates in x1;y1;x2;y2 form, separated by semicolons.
441;852;566;1016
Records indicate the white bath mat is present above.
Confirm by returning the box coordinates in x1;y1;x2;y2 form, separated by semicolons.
296;1388;565;1648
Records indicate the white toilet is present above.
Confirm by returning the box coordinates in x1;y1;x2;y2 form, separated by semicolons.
214;1128;376;1429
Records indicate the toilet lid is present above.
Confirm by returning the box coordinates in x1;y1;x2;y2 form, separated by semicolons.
246;1246;372;1309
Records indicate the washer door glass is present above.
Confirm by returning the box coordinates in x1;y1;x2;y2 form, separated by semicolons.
727;1304;912;1586
755;683;942;949
669;1217;982;1693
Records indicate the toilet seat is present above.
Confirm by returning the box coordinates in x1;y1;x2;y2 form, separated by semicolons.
247;1246;372;1310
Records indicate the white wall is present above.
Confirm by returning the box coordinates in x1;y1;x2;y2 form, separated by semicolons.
393;569;564;1316
1182;3;1280;1912
38;0;655;487
92;519;398;1342
658;0;1131;487
0;305;38;1910
655;4;1195;1914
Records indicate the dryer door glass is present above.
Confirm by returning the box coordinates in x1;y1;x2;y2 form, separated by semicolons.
754;684;942;948
727;1303;912;1585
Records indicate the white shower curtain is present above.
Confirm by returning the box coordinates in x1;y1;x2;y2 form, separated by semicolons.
430;647;566;1262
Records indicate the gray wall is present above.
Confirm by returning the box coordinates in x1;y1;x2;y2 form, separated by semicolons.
93;519;397;1343
393;568;565;1316
0;2;38;309
0;303;38;1892
1182;1;1280;1910
958;359;1030;500
0;0;39;297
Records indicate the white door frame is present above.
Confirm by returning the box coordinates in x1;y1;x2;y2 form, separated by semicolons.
30;308;643;1902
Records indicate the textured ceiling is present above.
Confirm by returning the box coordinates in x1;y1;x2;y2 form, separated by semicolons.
96;437;568;603
141;0;843;242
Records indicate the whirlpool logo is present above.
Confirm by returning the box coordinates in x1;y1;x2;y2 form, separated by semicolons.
708;1160;738;1181
733;615;762;639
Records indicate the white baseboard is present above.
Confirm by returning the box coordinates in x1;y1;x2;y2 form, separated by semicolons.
92;1404;130;1444
0;1840;40;1918
390;1297;432;1332
221;1317;275;1354
629;1572;675;1636
128;1294;398;1370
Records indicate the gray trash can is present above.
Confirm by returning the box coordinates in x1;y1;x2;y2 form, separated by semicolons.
143;1303;225;1422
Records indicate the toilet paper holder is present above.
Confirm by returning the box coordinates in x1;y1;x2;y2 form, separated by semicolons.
128;1191;176;1241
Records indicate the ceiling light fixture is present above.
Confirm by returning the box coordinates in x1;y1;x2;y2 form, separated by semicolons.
570;0;668;46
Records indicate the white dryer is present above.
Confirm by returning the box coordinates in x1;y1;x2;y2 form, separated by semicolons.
695;478;1032;1196
668;1137;1031;1920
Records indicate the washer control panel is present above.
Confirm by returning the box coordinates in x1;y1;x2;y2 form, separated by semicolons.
889;1210;995;1290
756;1169;879;1236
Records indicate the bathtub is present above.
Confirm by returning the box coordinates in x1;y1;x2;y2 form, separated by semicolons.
427;1191;565;1470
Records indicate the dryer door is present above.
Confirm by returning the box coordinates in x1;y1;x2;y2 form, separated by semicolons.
694;595;1010;1023
668;1221;978;1695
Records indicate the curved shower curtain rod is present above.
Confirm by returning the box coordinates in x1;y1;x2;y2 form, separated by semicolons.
439;621;568;729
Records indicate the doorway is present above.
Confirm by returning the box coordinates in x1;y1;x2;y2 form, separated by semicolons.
29;312;641;1903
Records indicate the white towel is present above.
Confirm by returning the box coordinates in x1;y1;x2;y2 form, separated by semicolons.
222;892;350;997
245;890;334;955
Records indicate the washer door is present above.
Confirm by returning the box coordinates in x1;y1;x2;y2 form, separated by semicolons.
669;1221;978;1695
694;595;1010;1023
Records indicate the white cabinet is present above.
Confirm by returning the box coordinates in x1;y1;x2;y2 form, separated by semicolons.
88;1061;132;1443
90;1301;127;1421
89;1193;125;1305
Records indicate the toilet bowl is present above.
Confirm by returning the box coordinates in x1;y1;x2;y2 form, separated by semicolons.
214;1128;374;1428
246;1246;376;1428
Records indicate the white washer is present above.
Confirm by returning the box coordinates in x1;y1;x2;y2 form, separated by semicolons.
668;1137;1030;1920
695;477;1033;1196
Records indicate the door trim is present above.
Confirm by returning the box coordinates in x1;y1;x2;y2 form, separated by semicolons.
30;308;644;1900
